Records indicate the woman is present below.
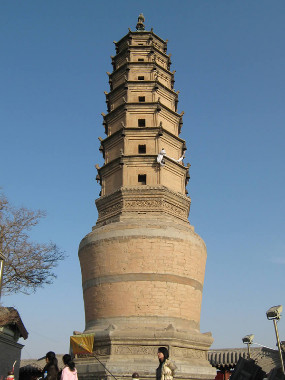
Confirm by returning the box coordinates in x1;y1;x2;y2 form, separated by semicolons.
60;354;78;380
43;351;59;380
156;347;176;380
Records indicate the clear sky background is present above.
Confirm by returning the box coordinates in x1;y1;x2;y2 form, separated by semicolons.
1;0;284;360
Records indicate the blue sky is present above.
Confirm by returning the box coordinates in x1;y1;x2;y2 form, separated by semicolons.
1;1;284;359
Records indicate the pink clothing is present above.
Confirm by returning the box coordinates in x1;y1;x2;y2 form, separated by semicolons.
60;367;78;380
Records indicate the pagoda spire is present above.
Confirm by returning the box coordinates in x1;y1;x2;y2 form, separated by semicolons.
136;13;145;31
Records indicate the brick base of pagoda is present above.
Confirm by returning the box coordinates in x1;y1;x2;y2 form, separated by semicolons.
77;216;216;380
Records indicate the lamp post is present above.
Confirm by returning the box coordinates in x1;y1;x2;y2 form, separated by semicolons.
242;334;254;359
0;251;5;300
266;305;285;375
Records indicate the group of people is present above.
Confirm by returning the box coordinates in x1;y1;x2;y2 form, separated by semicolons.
43;347;175;380
43;352;78;380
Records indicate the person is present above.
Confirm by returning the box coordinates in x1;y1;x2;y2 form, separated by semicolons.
156;347;176;380
60;354;78;380
43;352;59;380
132;373;140;380
6;371;14;380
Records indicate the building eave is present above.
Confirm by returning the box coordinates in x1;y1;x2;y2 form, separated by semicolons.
0;307;28;340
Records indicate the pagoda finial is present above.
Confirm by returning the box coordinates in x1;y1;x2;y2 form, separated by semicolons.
136;13;145;31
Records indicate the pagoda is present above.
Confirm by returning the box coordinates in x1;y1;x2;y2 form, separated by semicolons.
77;14;215;380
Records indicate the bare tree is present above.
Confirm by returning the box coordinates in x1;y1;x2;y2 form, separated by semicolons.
0;194;65;295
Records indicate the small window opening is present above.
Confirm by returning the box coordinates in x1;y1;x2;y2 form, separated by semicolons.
138;119;146;127
138;145;146;154
139;96;145;102
138;43;143;46
138;174;146;185
138;76;144;80
138;58;144;62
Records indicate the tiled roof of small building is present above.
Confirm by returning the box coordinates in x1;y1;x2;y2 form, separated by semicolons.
209;348;247;368
208;347;281;375
0;306;28;339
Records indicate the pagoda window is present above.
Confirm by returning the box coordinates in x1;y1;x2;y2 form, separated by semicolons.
138;174;146;185
138;145;146;154
139;96;145;102
138;58;144;62
138;76;145;80
138;119;146;127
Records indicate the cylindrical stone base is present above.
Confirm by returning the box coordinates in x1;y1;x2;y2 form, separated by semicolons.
77;218;215;380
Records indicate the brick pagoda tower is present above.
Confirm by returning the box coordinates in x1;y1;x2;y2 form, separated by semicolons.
78;15;215;380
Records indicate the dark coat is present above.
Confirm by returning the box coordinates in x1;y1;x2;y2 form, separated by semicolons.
43;363;59;380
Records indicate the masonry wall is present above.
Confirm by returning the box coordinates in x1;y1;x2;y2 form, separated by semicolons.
0;333;23;380
79;220;207;332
